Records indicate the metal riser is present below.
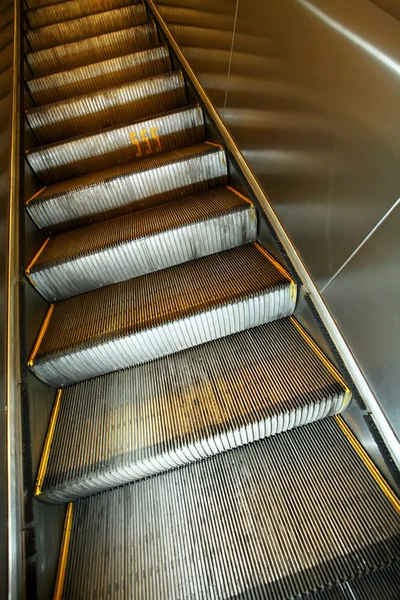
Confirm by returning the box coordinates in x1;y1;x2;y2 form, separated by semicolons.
27;189;256;300
26;23;159;77
25;0;137;29
29;245;296;386
26;4;148;51
27;46;171;106
26;105;205;184
26;144;227;234
27;0;86;9
26;71;187;145
37;319;348;503
59;418;400;599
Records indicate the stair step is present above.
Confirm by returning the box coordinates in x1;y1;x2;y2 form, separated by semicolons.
26;143;227;234
27;187;255;300
36;318;349;503
26;104;205;184
26;71;187;145
26;46;171;106
26;0;83;9
26;4;148;51
25;0;137;29
26;22;159;77
28;244;296;386
53;418;400;599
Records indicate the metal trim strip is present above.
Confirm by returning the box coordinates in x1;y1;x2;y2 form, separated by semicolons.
53;503;73;600
35;389;63;496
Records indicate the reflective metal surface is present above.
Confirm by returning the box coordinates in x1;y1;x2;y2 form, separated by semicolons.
157;0;400;456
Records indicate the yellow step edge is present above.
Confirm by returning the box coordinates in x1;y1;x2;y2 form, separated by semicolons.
28;304;54;367
289;316;352;407
226;185;254;207
26;237;50;276
53;503;73;600
35;389;63;497
254;242;297;304
25;186;47;205
335;415;400;515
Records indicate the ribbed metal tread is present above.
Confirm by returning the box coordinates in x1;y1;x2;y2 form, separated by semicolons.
27;187;256;300
36;318;349;503
28;244;296;386
26;104;205;184
26;3;148;51
57;418;400;599
26;46;171;106
26;22;159;77
26;70;187;144
310;563;400;599
25;0;137;29
26;143;227;234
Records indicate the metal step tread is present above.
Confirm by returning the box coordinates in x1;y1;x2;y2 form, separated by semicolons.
26;143;227;234
26;187;256;300
26;70;187;144
26;22;159;77
36;318;350;503
28;243;296;386
26;3;148;51
26;0;137;30
55;417;400;599
26;104;205;184
26;45;171;106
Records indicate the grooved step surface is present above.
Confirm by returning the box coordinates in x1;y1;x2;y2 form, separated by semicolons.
29;244;296;386
38;319;347;503
60;418;400;599
26;71;187;144
26;105;205;184
26;22;159;77
28;188;256;300
26;143;227;234
27;46;171;106
26;4;148;51
26;0;136;29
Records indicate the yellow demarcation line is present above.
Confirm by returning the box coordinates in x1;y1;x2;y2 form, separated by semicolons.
28;304;54;367
25;186;47;205
35;389;63;496
204;140;223;149
26;237;50;276
254;242;297;303
226;185;254;207
335;415;400;515
290;316;352;407
53;503;73;600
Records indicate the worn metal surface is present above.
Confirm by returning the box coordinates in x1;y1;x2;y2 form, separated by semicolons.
61;418;400;599
27;188;256;300
29;244;295;386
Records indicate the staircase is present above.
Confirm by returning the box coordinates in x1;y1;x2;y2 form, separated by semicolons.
24;0;400;597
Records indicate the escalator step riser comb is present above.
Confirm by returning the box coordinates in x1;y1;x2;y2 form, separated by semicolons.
26;46;171;106
26;22;159;77
25;0;138;29
27;188;256;300
59;418;400;599
26;144;227;234
26;4;148;51
26;105;205;184
26;71;187;145
38;319;348;503
29;244;296;386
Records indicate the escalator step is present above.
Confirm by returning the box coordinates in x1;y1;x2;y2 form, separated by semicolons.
26;22;159;77
25;0;137;30
26;3;148;51
26;45;171;106
26;70;187;144
26;0;88;9
57;418;400;599
26;143;227;234
26;104;205;184
28;243;296;386
26;187;255;300
36;318;349;503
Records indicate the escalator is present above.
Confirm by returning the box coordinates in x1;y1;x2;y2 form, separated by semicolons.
22;0;400;597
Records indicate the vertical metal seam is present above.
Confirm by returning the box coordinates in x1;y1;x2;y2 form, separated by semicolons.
222;0;239;118
335;415;400;513
34;389;63;496
53;503;73;600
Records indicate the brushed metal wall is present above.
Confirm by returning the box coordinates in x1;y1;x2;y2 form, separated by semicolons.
157;0;400;444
